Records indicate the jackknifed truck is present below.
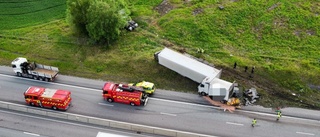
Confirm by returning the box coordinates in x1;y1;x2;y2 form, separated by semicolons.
154;48;240;106
11;57;59;82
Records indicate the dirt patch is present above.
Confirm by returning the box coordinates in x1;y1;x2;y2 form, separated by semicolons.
154;0;174;16
193;8;203;15
268;2;281;12
273;17;288;28
306;30;316;36
293;30;302;37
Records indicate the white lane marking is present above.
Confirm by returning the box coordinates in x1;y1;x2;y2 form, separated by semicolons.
296;132;315;136
0;110;151;137
98;103;114;107
1;73;319;123
226;122;244;126
0;74;101;92
23;132;40;136
150;98;220;109
160;112;177;116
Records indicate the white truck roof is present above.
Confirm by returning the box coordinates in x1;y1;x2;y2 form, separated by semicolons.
11;57;27;65
158;48;221;83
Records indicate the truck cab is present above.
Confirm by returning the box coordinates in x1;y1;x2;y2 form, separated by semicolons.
11;57;28;75
198;77;235;102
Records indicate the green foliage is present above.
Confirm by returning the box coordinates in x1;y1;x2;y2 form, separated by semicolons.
66;0;91;34
66;0;129;43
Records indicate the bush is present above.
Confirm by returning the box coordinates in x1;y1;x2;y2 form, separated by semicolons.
66;0;130;44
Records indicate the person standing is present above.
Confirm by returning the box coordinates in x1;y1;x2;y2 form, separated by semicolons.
234;62;237;69
251;66;255;74
245;66;248;72
276;111;282;121
252;118;257;127
250;66;255;78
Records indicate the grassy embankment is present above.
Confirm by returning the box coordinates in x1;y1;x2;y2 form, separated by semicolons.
0;0;319;109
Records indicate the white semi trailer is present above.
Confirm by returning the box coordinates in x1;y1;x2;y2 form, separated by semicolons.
154;48;237;101
11;57;59;82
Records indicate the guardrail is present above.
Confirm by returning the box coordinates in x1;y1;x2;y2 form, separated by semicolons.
0;101;214;137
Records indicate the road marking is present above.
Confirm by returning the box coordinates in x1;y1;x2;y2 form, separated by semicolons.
1;73;319;123
0;110;152;137
296;132;315;136
23;132;40;136
98;103;114;107
160;112;177;116
0;74;101;92
226;122;244;126
150;98;220;109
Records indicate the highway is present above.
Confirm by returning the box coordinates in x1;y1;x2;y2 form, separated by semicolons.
0;109;157;137
0;66;319;137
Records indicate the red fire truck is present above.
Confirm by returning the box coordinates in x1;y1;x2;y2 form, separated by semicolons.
102;82;148;106
24;86;72;110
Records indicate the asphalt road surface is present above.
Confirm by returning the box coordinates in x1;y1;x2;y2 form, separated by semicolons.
0;109;162;137
0;66;319;137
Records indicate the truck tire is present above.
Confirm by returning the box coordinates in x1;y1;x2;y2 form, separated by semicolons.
107;98;113;103
130;102;135;106
33;76;38;80
17;72;22;77
52;106;57;110
30;102;34;106
39;77;44;81
200;92;207;96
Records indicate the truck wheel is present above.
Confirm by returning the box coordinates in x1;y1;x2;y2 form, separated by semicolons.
130;102;135;106
107;98;113;103
30;102;34;106
33;76;38;80
52;106;57;110
17;72;22;77
200;92;207;96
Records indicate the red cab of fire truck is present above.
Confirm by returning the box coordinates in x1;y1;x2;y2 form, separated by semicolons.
102;82;148;106
24;86;72;110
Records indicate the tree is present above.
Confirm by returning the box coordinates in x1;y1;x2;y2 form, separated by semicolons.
67;0;130;44
66;0;91;34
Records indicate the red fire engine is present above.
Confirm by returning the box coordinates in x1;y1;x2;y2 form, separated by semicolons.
102;82;148;106
24;86;72;110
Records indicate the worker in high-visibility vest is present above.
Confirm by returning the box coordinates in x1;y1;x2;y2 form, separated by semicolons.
252;118;257;127
276;111;282;121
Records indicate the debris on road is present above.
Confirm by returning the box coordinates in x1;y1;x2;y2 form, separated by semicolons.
243;88;260;106
203;96;235;113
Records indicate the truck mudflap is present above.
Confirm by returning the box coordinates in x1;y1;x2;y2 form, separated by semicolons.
142;97;149;106
65;102;71;110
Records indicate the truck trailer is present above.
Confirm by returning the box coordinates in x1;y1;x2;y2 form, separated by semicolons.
11;57;59;82
154;48;238;102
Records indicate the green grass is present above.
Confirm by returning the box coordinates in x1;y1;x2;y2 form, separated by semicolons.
0;0;66;30
0;0;319;109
